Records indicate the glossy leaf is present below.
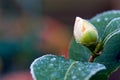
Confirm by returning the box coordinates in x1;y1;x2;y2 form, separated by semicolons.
90;11;120;80
90;10;120;38
30;54;105;80
103;17;120;45
69;38;91;61
69;10;120;80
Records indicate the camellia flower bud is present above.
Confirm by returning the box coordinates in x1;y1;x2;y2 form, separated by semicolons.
74;17;99;46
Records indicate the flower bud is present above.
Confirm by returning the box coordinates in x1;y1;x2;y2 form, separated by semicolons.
74;17;99;46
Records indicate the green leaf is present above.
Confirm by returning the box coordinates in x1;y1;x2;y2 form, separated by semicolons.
30;54;105;80
90;10;120;38
69;38;91;61
103;17;120;45
70;10;120;61
90;10;120;80
69;10;120;80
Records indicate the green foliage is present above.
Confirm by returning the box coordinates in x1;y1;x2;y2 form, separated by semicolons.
90;10;120;37
30;54;105;80
30;10;120;80
69;38;91;61
103;17;120;45
69;10;120;80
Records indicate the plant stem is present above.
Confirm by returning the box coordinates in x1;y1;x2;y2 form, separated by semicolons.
88;40;103;62
88;55;95;62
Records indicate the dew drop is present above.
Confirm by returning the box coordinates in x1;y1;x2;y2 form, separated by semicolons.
40;61;44;64
35;63;39;66
51;58;56;62
49;63;54;67
61;60;64;64
96;18;100;22
78;68;81;71
104;17;108;21
81;72;86;77
72;75;77;79
71;70;74;74
37;67;41;70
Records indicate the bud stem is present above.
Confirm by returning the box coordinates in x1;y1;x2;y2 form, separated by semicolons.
88;55;95;62
88;40;103;62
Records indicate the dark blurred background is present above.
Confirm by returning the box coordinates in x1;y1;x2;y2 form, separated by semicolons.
0;0;120;80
